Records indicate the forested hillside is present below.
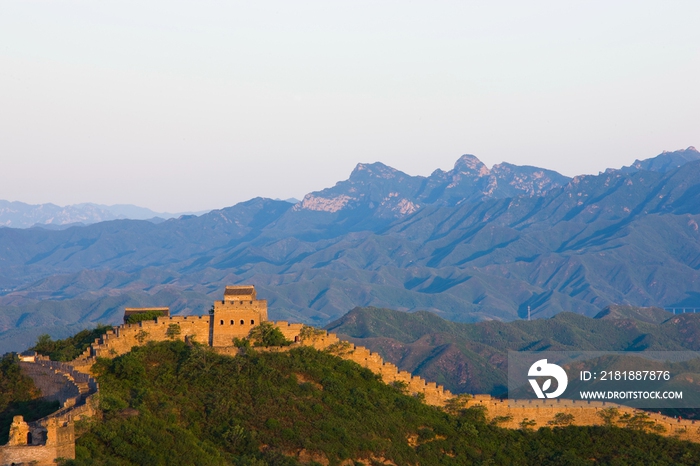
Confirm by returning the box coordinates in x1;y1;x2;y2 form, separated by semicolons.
57;340;700;465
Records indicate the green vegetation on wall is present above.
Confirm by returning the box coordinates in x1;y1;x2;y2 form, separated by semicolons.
125;311;166;325
249;322;292;347
232;322;292;348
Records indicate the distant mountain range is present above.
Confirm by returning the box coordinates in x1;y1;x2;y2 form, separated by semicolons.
295;155;570;217
0;146;698;353
0;201;208;229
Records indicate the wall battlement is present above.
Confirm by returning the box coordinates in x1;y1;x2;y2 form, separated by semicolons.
1;357;99;465
270;330;454;406
464;394;700;442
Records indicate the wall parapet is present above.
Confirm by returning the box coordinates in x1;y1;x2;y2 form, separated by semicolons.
1;357;100;465
462;394;700;442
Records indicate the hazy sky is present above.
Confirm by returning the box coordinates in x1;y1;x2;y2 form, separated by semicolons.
1;1;698;212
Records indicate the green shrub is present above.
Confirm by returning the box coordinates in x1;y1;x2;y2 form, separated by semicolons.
248;322;291;347
548;412;575;427
126;311;166;324
165;324;181;340
232;337;250;348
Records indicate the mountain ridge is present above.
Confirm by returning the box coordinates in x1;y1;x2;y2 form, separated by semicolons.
295;154;572;218
0;200;207;229
0;147;699;353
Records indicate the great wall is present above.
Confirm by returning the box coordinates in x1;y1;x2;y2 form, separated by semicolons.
3;285;700;465
1;357;98;466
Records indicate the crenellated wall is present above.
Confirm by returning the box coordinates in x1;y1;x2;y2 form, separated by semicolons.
273;321;305;343
19;360;81;408
212;298;268;346
0;358;99;466
71;315;213;372
464;394;700;442
1;412;78;465
302;332;454;406
211;330;454;407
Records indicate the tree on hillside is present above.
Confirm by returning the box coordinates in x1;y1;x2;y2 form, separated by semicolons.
135;330;150;344
31;325;112;361
165;324;181;340
248;322;291;347
548;412;574;426
597;407;620;426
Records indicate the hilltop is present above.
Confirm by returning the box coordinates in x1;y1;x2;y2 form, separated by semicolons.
5;291;700;465
1;147;700;352
5;338;700;465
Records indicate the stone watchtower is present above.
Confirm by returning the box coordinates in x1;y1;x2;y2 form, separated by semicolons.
210;285;268;346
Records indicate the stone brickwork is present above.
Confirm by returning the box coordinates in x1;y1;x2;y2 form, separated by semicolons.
273;321;304;343
70;315;212;372
303;333;454;406
464;394;700;442
19;360;81;408
0;359;98;465
212;285;268;346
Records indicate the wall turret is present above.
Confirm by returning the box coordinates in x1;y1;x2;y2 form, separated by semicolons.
211;285;268;346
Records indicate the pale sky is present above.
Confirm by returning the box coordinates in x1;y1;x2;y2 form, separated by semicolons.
1;1;698;212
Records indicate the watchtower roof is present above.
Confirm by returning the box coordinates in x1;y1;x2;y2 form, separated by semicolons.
224;285;257;301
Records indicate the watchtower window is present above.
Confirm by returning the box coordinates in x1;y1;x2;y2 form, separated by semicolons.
230;320;234;325
250;301;253;304
240;319;244;325
251;319;255;325
220;320;224;325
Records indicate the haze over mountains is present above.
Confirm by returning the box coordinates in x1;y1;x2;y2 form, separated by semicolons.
0;201;207;229
0;147;699;353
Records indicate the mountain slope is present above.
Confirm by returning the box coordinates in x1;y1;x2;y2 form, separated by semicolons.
619;146;700;174
326;306;700;396
0;149;700;353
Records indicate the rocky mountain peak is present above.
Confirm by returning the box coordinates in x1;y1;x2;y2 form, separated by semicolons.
451;154;490;177
349;162;400;181
620;147;700;174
